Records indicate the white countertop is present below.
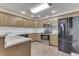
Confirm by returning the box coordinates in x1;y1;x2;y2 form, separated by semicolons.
0;33;7;38
4;36;31;48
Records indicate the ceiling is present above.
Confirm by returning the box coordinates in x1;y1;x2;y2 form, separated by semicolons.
0;3;79;20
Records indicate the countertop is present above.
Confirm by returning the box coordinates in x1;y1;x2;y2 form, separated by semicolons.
0;33;7;38
5;36;31;48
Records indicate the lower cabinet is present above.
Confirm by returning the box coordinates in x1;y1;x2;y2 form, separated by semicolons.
0;37;31;56
33;33;41;42
28;33;41;42
28;33;35;42
50;34;58;47
4;41;31;56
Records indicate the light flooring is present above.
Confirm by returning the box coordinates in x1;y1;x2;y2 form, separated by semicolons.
31;42;70;56
40;40;49;45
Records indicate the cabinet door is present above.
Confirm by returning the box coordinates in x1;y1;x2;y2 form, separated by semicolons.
34;21;38;28
34;33;41;41
50;35;58;46
24;19;29;27
35;21;43;28
3;13;10;26
28;33;41;42
27;20;31;27
51;18;58;26
38;20;48;28
29;20;35;28
38;21;43;28
28;33;35;42
0;12;4;26
24;20;35;28
10;15;18;27
0;12;10;26
16;17;24;27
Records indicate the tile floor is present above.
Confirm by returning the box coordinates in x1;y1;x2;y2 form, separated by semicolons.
31;42;70;56
40;40;49;45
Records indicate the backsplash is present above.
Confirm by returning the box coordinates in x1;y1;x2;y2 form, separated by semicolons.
0;26;44;34
0;26;58;35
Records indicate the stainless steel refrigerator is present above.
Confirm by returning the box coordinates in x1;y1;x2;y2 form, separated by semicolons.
58;17;73;54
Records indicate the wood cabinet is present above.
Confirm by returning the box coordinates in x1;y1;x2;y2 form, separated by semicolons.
51;19;58;27
29;20;35;28
0;11;35;27
0;11;58;28
34;19;58;28
9;15;18;27
0;12;10;26
28;33;35;42
33;33;41;41
24;19;35;28
0;37;31;56
17;17;24;27
28;33;41;42
4;41;31;56
34;21;44;28
23;19;28;27
3;13;10;26
50;34;58;47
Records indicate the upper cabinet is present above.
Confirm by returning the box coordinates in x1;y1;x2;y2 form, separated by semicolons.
23;19;28;27
0;11;35;27
34;19;58;28
0;11;58;28
24;19;35;28
16;17;24;27
0;12;10;26
34;21;44;28
9;15;19;27
29;20;35;28
51;19;58;27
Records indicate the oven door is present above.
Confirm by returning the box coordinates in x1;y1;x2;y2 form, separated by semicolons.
41;34;49;40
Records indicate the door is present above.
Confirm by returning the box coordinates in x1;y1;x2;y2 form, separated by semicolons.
58;18;72;54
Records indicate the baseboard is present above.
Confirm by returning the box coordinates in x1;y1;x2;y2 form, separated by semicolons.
49;44;58;47
31;40;40;42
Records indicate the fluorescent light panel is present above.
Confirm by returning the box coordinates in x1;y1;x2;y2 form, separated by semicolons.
31;3;49;13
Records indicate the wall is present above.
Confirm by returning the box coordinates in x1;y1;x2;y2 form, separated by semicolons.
72;16;79;53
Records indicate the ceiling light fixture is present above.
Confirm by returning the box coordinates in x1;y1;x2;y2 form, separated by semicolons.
38;15;41;17
30;3;50;13
21;11;26;14
45;15;49;18
52;10;56;13
31;15;34;17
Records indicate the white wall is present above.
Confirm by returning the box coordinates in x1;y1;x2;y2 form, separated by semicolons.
72;16;79;53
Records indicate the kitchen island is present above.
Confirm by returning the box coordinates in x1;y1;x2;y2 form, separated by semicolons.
0;35;31;56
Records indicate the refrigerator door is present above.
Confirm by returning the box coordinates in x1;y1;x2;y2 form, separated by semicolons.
58;18;72;54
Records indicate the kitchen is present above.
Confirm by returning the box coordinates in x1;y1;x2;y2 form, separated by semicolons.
0;3;79;56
